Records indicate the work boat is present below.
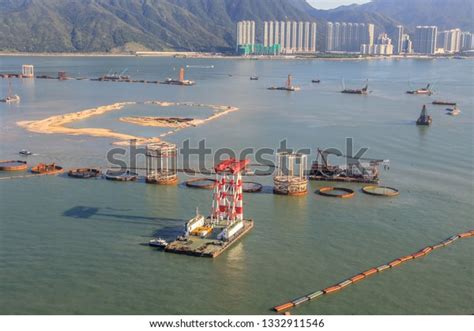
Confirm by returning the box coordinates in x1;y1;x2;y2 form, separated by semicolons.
1;80;20;103
149;238;169;248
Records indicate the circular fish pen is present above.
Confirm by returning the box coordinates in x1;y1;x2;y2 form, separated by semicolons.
104;169;138;182
242;181;263;193
30;163;63;175
68;168;101;179
273;176;308;196
317;186;355;198
185;178;217;189
0;160;27;171
362;185;399;197
185;178;263;193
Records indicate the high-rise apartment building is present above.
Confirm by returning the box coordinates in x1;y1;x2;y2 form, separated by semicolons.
326;22;374;52
392;25;404;54
414;26;438;54
263;20;316;54
461;32;473;50
438;28;462;53
236;20;256;50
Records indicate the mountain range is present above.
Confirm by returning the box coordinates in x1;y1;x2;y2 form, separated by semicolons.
0;0;472;53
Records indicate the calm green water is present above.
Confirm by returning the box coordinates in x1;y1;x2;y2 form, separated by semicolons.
0;56;473;314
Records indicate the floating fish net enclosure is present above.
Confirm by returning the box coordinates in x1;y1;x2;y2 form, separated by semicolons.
185;178;216;189
0;160;27;171
185;178;262;193
67;168;101;179
104;169;138;181
242;181;263;193
317;186;355;198
30;163;63;174
362;185;399;197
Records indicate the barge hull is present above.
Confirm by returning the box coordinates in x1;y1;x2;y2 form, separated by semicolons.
165;220;253;258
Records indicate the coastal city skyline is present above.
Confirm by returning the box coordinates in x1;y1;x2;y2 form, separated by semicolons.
236;19;474;56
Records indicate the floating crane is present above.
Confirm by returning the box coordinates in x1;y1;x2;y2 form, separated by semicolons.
416;105;432;125
164;158;254;258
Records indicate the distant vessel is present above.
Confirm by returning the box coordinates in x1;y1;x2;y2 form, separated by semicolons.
162;67;195;86
432;100;456;106
407;83;432;95
311;79;321;83
186;65;214;69
1;80;20;103
268;74;300;91
149;238;169;248
250;76;259;80
19;149;32;156
416;105;432;125
446;106;461;116
341;80;368;95
95;68;130;81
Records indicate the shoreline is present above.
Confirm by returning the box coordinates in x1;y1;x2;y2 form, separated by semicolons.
16;101;238;146
1;51;469;61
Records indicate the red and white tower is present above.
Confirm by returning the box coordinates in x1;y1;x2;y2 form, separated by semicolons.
211;159;249;224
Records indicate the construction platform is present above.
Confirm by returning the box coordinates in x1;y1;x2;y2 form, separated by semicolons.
165;219;253;258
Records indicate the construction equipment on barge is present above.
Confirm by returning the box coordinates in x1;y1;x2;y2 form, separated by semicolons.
31;163;63;174
407;83;432;95
416;105;432;125
165;159;253;258
341;79;368;95
145;142;178;185
268;74;300;91
93;69;130;82
68;168;101;179
273;152;308;196
309;149;385;184
162;67;195;86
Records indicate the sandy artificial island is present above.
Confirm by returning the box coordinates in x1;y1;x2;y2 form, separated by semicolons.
17;101;238;146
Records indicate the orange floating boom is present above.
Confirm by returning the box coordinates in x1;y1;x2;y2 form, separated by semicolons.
272;230;473;313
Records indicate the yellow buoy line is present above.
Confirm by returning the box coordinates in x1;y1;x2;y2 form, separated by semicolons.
273;230;474;313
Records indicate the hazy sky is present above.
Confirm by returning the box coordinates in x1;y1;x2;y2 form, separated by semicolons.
307;0;371;9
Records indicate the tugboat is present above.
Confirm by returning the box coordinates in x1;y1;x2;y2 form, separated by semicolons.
268;74;300;91
446;106;461;116
341;80;368;95
407;83;432;95
1;80;20;103
149;238;169;248
416;105;432;125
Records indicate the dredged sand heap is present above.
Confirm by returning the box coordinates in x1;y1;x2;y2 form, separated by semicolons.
17;101;238;145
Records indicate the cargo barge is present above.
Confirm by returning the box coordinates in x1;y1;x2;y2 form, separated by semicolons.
165;215;254;258
309;149;385;184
